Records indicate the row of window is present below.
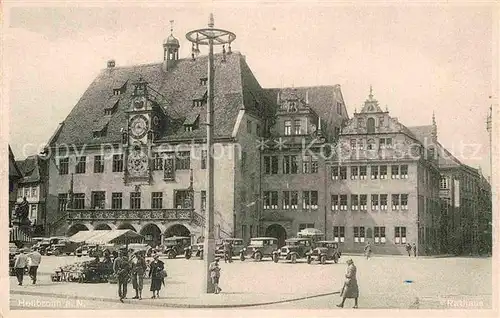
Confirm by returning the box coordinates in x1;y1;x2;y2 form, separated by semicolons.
263;191;319;210
263;155;319;174
284;119;304;135
331;164;408;180
58;152;192;175
331;194;409;211
333;226;408;244
349;137;393;150
58;190;206;211
17;186;38;199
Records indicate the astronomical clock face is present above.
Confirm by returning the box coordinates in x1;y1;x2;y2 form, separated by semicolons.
129;115;148;139
133;97;146;110
127;149;149;177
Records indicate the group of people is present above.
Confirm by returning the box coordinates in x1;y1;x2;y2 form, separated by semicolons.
112;249;166;302
13;247;42;285
363;242;418;259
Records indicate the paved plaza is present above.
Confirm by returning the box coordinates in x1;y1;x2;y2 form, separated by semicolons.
9;254;492;310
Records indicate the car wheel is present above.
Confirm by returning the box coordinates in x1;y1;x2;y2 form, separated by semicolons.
66;252;71;256
168;250;176;259
334;256;339;264
273;254;279;263
320;255;326;265
307;256;312;264
255;252;262;262
54;250;60;257
291;254;297;264
185;252;191;260
240;254;245;261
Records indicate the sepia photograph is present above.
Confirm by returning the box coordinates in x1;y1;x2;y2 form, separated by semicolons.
2;0;497;315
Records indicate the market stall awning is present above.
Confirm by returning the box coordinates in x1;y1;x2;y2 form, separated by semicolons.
9;227;32;242
298;228;324;237
69;230;103;243
85;230;144;245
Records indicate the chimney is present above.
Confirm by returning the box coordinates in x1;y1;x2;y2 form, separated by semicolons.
305;90;309;105
277;91;280;104
107;60;116;68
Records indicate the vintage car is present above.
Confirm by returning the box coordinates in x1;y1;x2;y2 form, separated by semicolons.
184;243;204;259
275;237;315;263
75;245;90;257
46;240;80;256
127;243;153;256
240;237;278;262
306;240;342;264
37;238;52;255
163;236;192;259
215;238;245;260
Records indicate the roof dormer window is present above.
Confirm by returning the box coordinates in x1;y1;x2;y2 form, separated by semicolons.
193;100;203;107
113;89;121;96
200;77;208;86
185;126;193;132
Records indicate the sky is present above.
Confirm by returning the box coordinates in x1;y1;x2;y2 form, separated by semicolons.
3;2;495;179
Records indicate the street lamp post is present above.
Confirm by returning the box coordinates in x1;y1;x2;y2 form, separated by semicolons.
186;13;236;294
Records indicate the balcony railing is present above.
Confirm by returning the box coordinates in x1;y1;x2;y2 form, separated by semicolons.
67;208;197;223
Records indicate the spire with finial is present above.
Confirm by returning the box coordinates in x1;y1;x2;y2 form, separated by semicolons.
163;19;179;64
431;111;438;141
385;105;388;112
170;19;174;35
369;85;374;100
209;13;214;28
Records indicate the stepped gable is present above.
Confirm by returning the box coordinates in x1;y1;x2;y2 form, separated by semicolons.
51;52;270;146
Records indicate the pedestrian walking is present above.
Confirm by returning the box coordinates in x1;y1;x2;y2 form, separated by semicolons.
209;257;222;294
149;253;165;299
131;250;147;300
14;248;28;286
113;249;131;303
364;242;372;259
27;248;42;284
412;243;417;257
405;243;412;257
337;258;359;308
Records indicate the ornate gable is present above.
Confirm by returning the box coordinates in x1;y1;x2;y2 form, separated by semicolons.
360;86;383;113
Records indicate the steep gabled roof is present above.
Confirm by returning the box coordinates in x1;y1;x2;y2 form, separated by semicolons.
50;52;269;146
16;155;42;184
9;146;22;179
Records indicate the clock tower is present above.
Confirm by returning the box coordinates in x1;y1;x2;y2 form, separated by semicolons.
124;77;165;184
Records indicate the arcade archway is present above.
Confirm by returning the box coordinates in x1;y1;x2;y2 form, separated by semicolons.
165;224;191;238
265;224;287;247
140;223;162;247
67;224;90;237
117;223;138;232
94;223;112;231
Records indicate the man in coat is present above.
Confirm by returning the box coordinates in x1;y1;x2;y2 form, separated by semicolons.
405;243;412;257
14;248;28;286
337;258;359;308
209;258;222;294
113;249;131;302
27;247;42;284
131;250;147;300
412;243;417;257
364;242;372;259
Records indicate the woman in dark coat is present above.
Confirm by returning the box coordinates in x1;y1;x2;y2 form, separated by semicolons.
337;258;359;308
148;254;164;299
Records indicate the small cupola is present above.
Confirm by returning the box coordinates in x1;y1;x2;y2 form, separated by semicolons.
163;20;180;69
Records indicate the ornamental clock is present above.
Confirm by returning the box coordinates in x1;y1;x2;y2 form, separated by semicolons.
129;115;149;139
127;148;149;178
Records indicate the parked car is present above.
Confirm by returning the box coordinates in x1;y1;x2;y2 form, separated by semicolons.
215;238;244;260
37;239;52;255
127;243;153;256
184;243;204;259
306;240;341;264
163;236;191;259
276;237;315;263
75;245;90;257
240;237;279;262
46;240;80;256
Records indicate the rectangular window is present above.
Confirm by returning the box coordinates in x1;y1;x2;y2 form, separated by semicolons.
282;191;298;210
340;195;348;211
74;193;85;209
374;226;386;244
283;191;290;209
264;156;271;174
247;120;252;134
331;166;339;180
400;165;408;179
391;165;400;179
75;156;86;174
302;191;318;210
153;153;163;170
30;204;37;220
58;193;68;212
174;190;190;208
163;154;175;180
294;119;301;135
130;192;141;209
25;188;30;198
112;154;124;172
263;191;278;209
359;166;367;180
31;187;37;198
440;176;449;189
271;156;278;174
379;138;386;149
175;151;191;170
401;194;408;210
360;194;367;211
94;155;104;173
283;156;290;174
152;192;163;209
283;155;298;174
201;191;206;212
291;156;298;174
379;165;387;179
395;226;407;244
353;226;365;243
111;193;122;209
284;120;292;135
290;191;298;209
351;166;358;180
392;194;400;210
201;150;207;169
311;159;318;173
59;158;69;175
302;156;311;173
371;165;379;179
340;167;347;180
331;195;339;211
371;194;379;210
380;194;388;210
350;139;357;150
17;188;23;199
91;191;105;209
351;194;359;211
264;156;279;174
333;226;345;243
